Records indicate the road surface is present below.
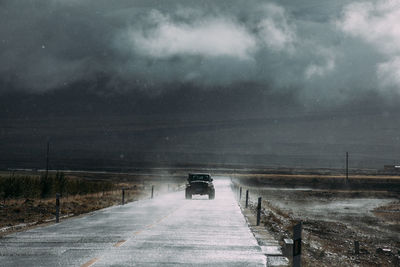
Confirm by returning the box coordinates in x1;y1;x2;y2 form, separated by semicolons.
0;178;266;266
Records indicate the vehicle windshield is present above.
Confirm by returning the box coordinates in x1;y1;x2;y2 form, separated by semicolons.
188;175;211;182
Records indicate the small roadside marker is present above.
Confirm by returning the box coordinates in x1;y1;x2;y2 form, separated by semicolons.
81;257;99;267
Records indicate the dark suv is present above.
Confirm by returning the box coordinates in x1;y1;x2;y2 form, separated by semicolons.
185;173;215;199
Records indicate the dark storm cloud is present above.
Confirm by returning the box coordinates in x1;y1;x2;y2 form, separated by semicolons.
0;0;399;104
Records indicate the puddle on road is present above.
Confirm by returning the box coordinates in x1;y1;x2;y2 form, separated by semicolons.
274;198;394;217
252;187;399;238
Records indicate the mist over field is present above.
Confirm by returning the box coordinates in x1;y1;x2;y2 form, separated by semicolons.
1;0;400;169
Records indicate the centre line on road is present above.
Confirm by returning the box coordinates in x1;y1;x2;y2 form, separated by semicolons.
81;257;99;267
81;200;190;266
133;201;191;236
113;240;126;247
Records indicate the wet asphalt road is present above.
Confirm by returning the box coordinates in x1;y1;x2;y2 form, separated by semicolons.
0;179;266;266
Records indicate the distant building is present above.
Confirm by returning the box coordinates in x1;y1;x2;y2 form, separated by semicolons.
383;165;400;172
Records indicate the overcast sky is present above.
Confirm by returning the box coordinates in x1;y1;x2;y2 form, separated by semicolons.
1;0;399;107
1;0;400;169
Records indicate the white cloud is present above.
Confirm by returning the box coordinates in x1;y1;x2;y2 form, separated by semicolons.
305;58;335;80
377;57;400;90
304;49;336;79
338;0;400;88
257;4;296;51
338;0;400;54
129;11;257;60
127;5;298;61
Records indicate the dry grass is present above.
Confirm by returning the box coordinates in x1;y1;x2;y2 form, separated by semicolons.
0;171;186;236
373;201;400;222
233;173;400;180
233;175;400;267
0;187;145;231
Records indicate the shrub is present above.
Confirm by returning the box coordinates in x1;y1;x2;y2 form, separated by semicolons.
40;174;53;198
0;172;115;200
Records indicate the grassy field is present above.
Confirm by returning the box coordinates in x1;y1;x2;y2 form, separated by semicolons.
233;174;400;266
234;173;400;179
233;172;400;191
0;170;186;236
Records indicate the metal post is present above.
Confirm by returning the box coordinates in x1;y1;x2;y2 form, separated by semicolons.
151;185;154;199
354;240;359;255
56;193;60;223
122;189;125;205
256;197;261;226
45;141;50;179
245;190;249;208
293;222;302;267
346;152;349;181
239;187;242;201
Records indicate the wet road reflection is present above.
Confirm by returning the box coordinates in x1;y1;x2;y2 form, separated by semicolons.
0;178;266;266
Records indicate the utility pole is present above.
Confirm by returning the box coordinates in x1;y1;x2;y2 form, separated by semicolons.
256;197;262;226
45;141;50;179
346;152;349;181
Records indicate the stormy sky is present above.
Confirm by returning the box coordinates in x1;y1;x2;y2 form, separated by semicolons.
1;0;400;169
1;0;400;100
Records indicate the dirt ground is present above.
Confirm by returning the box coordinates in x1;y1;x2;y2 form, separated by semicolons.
0;171;185;236
234;177;400;267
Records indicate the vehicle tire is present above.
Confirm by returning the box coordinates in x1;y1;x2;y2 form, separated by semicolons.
209;191;215;200
185;189;192;199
